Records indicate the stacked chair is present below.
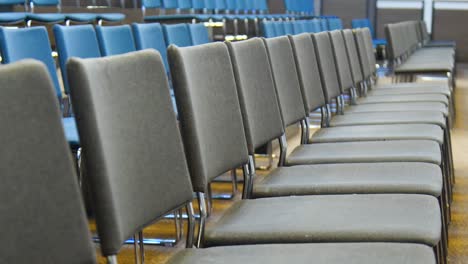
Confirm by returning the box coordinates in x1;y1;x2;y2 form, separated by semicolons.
0;16;456;264
352;18;387;46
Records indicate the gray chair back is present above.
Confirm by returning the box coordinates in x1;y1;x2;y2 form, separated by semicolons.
263;36;307;127
288;33;326;114
67;50;194;256
226;38;284;155
354;28;372;79
342;29;364;85
361;27;377;75
328;30;354;92
311;32;342;102
168;43;249;193
0;60;96;263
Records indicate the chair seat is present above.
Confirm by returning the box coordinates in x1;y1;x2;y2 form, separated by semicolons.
203;194;441;247
310;124;444;144
330;111;446;128
371;83;450;97
97;13;126;22
426;40;455;48
345;102;448;116
252;162;442;198
167;243;436;264
144;14;196;22
395;62;453;73
0;12;28;23
66;13;97;22
27;13;66;23
373;39;387;46
357;94;449;105
62;117;79;149
285;140;441;166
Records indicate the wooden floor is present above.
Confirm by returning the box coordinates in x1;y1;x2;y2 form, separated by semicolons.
93;64;468;263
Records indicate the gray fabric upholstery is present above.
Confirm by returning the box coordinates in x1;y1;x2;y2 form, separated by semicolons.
253;162;442;197
286;140;441;165
354;28;372;78
311;124;444;144
372;83;450;96
342;29;364;83
226;38;284;154
67;50;194;255
0;60;96;263
344;102;448;116
288;33;326;113
263;36;307;127
167;243;436;264
329;30;354;91
360;28;377;75
168;43;249;192
330;111;446;128
357;94;449;105
395;62;453;73
204;194;441;247
312;32;342;102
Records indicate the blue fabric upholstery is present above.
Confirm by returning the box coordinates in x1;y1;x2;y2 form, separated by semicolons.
310;19;321;32
144;13;196;22
96;25;136;56
0;26;61;97
142;0;162;8
352;18;387;46
320;19;328;31
162;0;177;8
273;21;285;36
163;23;192;47
97;13;126;22
65;13;96;22
283;21;294;35
30;0;59;6
132;23;169;71
0;12;27;23
262;21;276;38
27;13;65;23
188;23;210;45
293;20;305;34
54;24;101;94
0;26;79;147
178;0;192;9
328;18;343;30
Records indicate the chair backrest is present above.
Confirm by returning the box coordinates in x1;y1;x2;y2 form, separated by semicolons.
178;0;192;9
163;23;193;47
361;27;377;75
263;36;307;127
311;32;342;103
354;28;372;79
132;23;169;72
188;23;210;45
226;38;284;154
168;42;249;193
30;0;58;6
0;60;96;264
96;25;136;56
254;0;268;12
352;18;375;38
288;33;326;113
419;20;430;43
67;50;194;256
320;18;329;31
214;0;226;11
0;0;24;6
341;29;363;84
54;25;101;95
283;21;294;35
0;26;62;98
162;0;178;8
273;21;285;36
141;0;162;9
262;21;276;38
328;18;343;30
328;30;354;92
309;19;320;32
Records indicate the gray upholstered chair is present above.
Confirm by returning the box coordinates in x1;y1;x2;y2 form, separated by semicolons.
167;41;443;260
0;60;96;263
66;50;196;263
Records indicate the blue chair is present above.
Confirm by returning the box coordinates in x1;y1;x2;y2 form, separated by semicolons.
0;26;79;149
292;20;305;35
310;19;321;32
328;18;343;30
320;18;328;31
283;21;294;35
53;24;101;95
163;23;192;47
0;0;28;24
132;23;169;72
273;21;285;36
96;13;126;24
352;18;387;46
27;0;66;25
144;0;196;22
96;25;136;56
261;21;276;38
188;23;210;45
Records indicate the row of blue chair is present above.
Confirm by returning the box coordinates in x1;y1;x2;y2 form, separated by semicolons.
262;18;343;38
351;18;387;46
0;22;210;150
0;0;125;25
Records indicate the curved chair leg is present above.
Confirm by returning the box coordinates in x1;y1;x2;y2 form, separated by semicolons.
107;255;118;264
196;192;207;248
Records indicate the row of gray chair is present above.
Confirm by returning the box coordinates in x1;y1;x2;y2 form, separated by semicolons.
385;21;455;86
2;26;454;263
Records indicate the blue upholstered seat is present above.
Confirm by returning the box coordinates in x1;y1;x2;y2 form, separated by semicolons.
132;22;169;71
96;13;126;22
352;18;387;46
54;24;101;94
328;18;343;30
27;13;65;23
96;25;136;56
273;21;285;36
65;13;97;23
283;21;294;35
261;21;276;38
163;23;192;47
0;26;79;148
0;12;28;24
188;23;210;45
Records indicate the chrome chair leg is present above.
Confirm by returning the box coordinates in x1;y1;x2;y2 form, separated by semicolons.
185;202;196;248
106;255;117;264
196;192;207;248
